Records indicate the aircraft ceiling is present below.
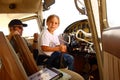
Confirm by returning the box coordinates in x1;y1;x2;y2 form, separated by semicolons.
0;0;42;29
0;0;41;13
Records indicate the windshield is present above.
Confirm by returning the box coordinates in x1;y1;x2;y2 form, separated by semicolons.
43;0;87;35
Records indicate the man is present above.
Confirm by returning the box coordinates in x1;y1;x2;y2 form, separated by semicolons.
7;19;38;61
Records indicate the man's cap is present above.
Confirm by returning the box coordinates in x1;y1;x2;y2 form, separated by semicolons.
8;19;27;27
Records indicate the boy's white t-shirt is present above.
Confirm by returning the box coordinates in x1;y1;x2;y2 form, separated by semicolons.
38;29;60;56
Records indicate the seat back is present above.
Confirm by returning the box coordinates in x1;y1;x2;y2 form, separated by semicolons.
102;27;120;80
0;31;28;80
12;34;39;76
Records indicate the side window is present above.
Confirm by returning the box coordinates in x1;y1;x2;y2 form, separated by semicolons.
22;19;40;37
106;0;120;27
22;19;40;43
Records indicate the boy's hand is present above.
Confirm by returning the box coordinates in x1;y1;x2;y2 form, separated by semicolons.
60;44;67;53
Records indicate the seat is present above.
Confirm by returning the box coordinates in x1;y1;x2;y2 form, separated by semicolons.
0;31;28;80
32;49;50;66
102;27;120;80
12;34;39;76
36;54;50;66
37;53;67;69
12;34;84;80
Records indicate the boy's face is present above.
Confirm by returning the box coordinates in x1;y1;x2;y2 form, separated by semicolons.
47;17;59;33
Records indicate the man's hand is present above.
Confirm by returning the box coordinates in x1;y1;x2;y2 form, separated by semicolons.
33;33;38;41
13;31;20;35
7;30;20;40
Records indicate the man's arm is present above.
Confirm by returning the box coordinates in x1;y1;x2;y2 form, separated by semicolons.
32;33;38;50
